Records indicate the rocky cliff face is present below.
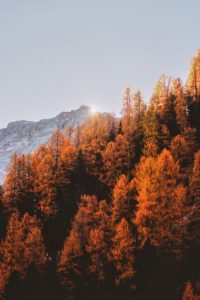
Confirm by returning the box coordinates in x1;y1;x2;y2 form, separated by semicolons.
0;105;91;183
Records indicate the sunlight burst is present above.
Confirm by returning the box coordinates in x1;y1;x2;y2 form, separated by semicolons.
89;105;98;115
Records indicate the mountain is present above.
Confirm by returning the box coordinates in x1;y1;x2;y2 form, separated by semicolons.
0;105;91;183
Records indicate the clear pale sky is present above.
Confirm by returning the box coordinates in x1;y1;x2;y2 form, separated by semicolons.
0;0;199;128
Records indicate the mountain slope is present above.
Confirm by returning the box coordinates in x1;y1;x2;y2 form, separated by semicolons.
0;105;91;183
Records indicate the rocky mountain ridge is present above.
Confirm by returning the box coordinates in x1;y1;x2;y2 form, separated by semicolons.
0;105;91;183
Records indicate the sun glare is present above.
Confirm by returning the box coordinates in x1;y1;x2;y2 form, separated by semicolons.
89;105;98;115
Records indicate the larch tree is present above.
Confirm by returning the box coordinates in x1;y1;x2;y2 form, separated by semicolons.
96;200;111;242
57;141;76;203
102;134;132;188
0;212;46;297
33;130;75;218
111;218;136;287
189;150;200;204
169;185;189;262
58;195;111;297
121;86;134;137
112;174;133;225
183;127;199;159
188;150;200;251
170;135;191;183
86;199;111;291
73;148;88;197
187;49;200;99
73;195;100;235
79;114;112;178
150;74;169;114
47;130;74;196
150;75;178;145
134;149;188;258
160;123;171;149
86;228;107;291
182;281;199;300
57;229;84;299
73;195;110;250
121;87;135;176
147;149;180;249
142;106;159;156
134;155;158;244
2;153;35;214
173;78;188;133
186;49;200;137
133;90;145;125
132;90;145;160
33;146;58;217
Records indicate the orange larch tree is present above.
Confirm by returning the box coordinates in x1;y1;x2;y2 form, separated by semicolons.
112;174;133;225
173;78;188;133
134;149;188;259
57;229;84;299
58;194;111;297
142;106;159;156
102;134;132;188
132;90;145;161
86;228;107;291
0;212;46;297
187;49;200;99
121;87;135;176
2;153;35;214
188;150;200;252
33;130;76;218
170;135;191;183
79;114;113;178
182;281;200;300
121;87;134;135
86;199;111;290
111;218;136;287
186;49;200;138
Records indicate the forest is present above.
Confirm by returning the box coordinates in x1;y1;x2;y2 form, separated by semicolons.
0;49;200;300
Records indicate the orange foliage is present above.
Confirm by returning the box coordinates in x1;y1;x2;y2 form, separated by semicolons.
102;134;133;187
173;78;188;132
0;212;46;296
78;114;115;177
183;282;194;300
187;49;200;98
58;195;111;294
2;153;35;213
112;174;134;224
111;218;136;286
57;229;84;298
32;130;76;217
134;149;188;254
86;228;107;282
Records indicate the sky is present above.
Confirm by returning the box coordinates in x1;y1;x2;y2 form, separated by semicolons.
0;0;199;128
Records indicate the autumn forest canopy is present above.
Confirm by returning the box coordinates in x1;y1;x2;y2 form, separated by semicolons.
1;50;200;299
